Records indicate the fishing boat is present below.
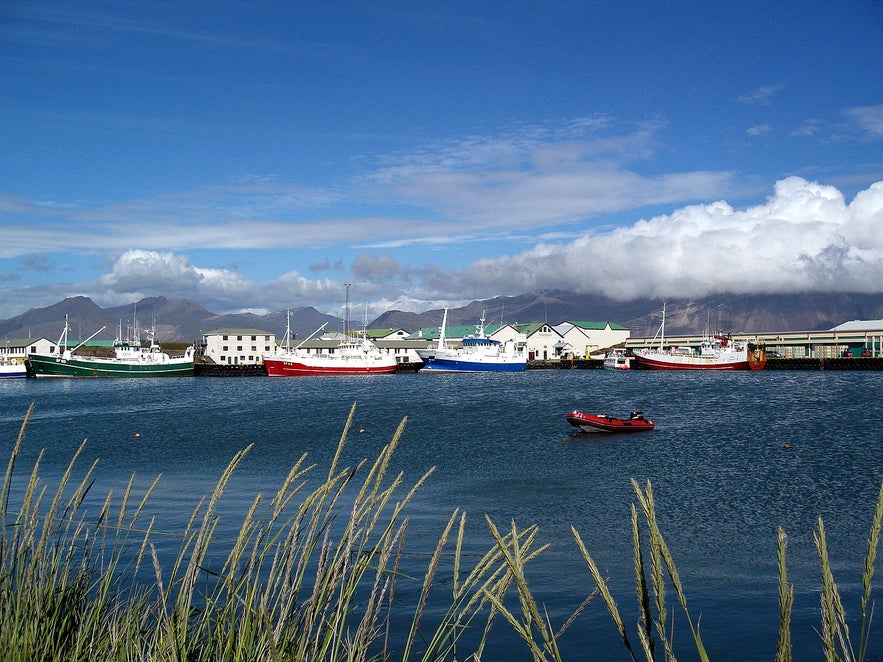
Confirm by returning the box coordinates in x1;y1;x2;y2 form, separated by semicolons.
632;301;753;370
416;308;527;373
0;356;28;378
263;296;397;376
28;315;195;378
603;349;630;370
566;410;655;433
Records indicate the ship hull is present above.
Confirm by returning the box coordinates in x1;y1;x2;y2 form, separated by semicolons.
28;355;194;377
632;351;748;370
263;358;396;376
416;355;526;372
0;361;28;378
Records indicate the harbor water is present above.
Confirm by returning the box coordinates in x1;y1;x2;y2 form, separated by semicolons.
1;370;882;660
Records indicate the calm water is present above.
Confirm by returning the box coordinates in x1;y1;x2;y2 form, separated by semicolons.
1;370;882;660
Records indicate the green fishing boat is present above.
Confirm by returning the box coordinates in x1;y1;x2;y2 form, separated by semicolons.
29;315;195;378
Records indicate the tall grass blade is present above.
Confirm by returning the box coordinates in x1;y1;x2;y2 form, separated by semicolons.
776;525;793;662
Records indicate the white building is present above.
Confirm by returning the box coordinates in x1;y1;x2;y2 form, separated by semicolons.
4;337;56;360
552;321;631;358
202;329;277;365
518;323;565;361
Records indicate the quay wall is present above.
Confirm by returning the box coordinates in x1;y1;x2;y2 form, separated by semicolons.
764;357;883;370
183;357;883;376
528;359;603;370
195;363;266;377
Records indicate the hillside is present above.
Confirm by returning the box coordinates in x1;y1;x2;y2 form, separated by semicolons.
373;291;883;336
0;297;342;344
1;291;881;343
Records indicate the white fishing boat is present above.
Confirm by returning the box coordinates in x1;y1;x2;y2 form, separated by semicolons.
0;355;27;378
603;349;630;370
263;292;397;376
632;302;750;370
416;308;527;373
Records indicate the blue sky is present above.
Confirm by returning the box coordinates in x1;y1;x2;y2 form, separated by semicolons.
2;1;882;320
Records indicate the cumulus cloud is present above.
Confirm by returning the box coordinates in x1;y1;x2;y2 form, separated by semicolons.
2;177;881;320
99;250;204;294
454;177;883;300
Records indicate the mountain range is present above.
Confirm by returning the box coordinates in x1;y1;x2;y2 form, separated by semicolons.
1;291;881;344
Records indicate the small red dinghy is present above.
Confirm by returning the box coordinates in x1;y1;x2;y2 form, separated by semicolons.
566;410;655;433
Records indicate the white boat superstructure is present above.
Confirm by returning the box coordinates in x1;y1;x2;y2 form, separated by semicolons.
416;308;527;373
631;302;749;370
263;297;397;376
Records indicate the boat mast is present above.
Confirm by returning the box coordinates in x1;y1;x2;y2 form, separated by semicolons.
437;307;448;350
659;300;666;349
344;282;351;338
55;314;71;354
283;309;292;351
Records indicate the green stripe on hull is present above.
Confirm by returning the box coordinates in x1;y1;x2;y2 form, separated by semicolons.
29;356;194;378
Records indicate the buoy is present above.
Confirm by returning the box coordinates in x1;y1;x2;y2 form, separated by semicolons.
359;428;366;434
135;433;141;439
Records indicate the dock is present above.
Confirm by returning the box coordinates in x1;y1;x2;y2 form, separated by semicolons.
527;359;603;369
195;363;267;377
188;356;883;376
764;357;883;370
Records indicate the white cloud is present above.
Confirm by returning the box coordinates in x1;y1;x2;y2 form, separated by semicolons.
364;119;736;229
737;85;783;106
99;250;204;293
453;177;883;300
1;177;880;320
790;119;821;137
747;124;772;136
843;105;883;137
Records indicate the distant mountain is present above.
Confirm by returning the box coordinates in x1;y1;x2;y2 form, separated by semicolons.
0;297;345;343
372;291;883;335
1;291;881;343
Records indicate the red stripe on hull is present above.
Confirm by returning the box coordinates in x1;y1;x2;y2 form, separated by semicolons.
632;357;748;370
264;360;396;376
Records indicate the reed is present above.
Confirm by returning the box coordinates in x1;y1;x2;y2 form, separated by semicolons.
575;479;883;662
2;405;881;660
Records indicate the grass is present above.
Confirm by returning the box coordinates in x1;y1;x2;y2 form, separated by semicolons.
1;403;881;660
